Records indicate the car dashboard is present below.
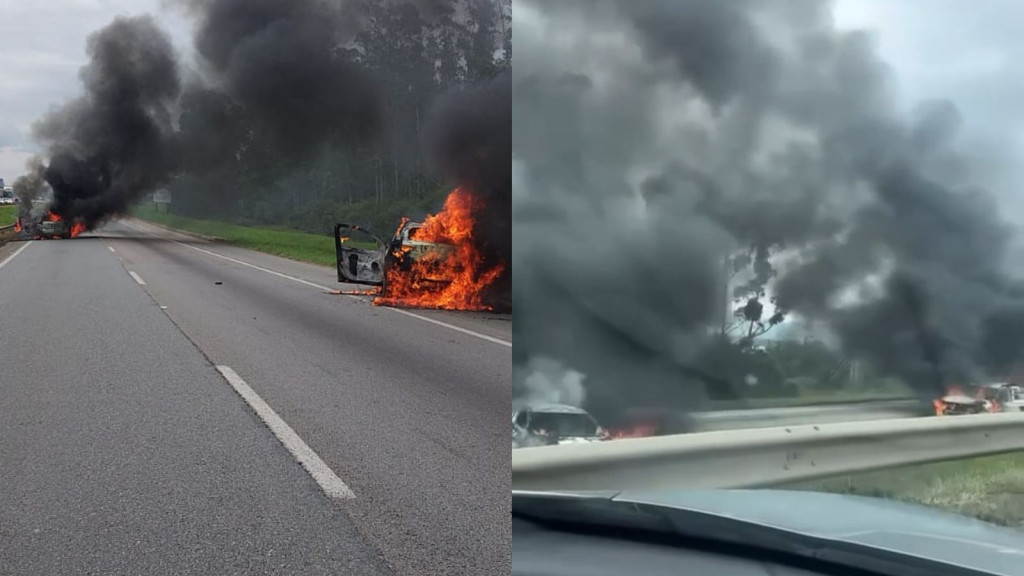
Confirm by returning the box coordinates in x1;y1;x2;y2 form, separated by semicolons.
514;516;841;576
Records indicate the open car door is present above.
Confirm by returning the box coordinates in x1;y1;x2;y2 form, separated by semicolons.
334;223;387;286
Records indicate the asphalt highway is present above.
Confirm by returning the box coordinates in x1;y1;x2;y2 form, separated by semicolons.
0;221;511;576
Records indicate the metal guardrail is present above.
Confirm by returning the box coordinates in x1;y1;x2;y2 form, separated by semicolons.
512;412;1024;492
0;222;17;243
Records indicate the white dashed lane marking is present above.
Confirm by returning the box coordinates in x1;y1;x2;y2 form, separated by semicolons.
215;366;355;500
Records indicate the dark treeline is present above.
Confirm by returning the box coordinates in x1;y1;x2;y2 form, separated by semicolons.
166;0;511;237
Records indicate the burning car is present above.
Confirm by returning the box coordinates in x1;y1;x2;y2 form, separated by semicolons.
933;383;1024;416
603;408;695;439
512;403;609;447
334;219;456;292
37;219;72;239
16;212;86;240
334;188;506;311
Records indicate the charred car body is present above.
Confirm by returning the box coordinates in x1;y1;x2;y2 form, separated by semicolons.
16;215;75;240
333;219;456;291
36;219;72;239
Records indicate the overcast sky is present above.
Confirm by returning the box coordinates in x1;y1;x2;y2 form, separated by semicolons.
0;0;190;184
833;0;1024;245
2;1;1024;185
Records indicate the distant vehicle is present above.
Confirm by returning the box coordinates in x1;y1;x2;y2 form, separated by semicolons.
512;403;608;447
333;220;456;290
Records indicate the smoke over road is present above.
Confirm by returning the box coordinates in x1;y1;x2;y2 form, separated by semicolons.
30;0;493;231
514;0;1024;418
34;15;180;229
32;2;382;229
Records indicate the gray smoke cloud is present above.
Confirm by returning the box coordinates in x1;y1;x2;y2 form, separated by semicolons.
514;0;1024;420
12;156;48;220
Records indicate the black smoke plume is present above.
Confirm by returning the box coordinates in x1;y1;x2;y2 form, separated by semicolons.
514;0;1024;421
34;0;383;228
423;71;511;310
182;0;380;161
33;15;181;229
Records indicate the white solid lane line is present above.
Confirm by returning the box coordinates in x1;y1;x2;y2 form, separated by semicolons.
0;242;32;272
122;220;330;289
123;219;513;348
384;307;512;348
128;271;146;285
215;365;355;500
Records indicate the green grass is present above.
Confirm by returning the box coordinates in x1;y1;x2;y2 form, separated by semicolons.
134;204;344;266
0;205;16;227
785;452;1024;527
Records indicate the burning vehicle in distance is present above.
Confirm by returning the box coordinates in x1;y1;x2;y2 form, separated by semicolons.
512;403;609;448
15;213;84;240
933;382;1024;416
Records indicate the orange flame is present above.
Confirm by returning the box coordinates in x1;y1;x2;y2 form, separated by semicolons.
36;211;86;238
608;423;658;439
373;188;504;311
70;221;87;238
934;384;1003;416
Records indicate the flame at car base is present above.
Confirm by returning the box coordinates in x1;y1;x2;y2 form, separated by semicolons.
17;211;87;240
373;187;504;312
46;212;88;239
932;384;1002;416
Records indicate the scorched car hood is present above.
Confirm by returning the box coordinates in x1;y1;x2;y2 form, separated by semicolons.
594;489;1024;575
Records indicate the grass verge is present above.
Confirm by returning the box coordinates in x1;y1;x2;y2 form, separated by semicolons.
0;205;16;227
785;452;1024;527
134;204;343;267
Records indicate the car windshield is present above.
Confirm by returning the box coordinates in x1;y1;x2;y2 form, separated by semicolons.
529;412;598;437
513;0;1024;548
